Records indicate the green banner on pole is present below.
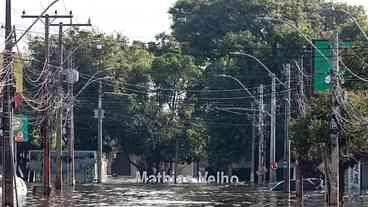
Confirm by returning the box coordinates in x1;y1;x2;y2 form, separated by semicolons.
13;114;29;143
313;39;352;94
313;40;331;94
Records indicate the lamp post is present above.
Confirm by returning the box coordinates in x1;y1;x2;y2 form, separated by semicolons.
326;7;368;42
228;52;284;184
256;16;336;193
216;72;274;185
95;42;104;183
216;74;258;184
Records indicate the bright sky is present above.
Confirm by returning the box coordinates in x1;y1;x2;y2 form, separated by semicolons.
0;0;367;46
338;0;368;7
3;0;177;44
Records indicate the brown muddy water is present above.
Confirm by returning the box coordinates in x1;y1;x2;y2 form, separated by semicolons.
19;183;367;207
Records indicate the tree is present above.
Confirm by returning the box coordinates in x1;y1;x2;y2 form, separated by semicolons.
290;93;368;204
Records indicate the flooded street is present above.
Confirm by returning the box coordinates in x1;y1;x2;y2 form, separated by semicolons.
22;182;367;207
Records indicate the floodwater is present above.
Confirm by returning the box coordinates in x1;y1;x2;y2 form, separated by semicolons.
20;180;366;207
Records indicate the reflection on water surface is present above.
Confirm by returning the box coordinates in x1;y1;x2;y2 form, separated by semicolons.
22;181;366;207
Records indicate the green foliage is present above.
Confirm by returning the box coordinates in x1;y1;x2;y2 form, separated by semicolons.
23;0;368;175
290;96;329;162
291;93;368;163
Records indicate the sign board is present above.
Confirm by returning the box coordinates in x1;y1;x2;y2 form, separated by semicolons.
0;55;24;93
12;114;29;142
313;39;352;94
13;56;23;93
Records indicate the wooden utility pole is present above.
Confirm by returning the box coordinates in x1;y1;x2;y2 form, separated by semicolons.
270;74;277;183
257;84;265;185
21;11;73;195
2;0;15;205
326;32;340;207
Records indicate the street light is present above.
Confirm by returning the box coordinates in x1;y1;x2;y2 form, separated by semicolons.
214;74;258;184
229;52;286;88
96;42;104;184
96;43;103;50
325;7;368;42
215;72;275;184
215;74;271;117
217;74;258;102
227;52;283;184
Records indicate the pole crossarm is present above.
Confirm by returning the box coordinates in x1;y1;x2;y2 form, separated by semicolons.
49;23;91;27
21;15;73;18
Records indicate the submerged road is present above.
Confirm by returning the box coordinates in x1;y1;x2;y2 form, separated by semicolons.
20;181;366;207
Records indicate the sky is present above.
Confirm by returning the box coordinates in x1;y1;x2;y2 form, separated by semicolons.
3;0;177;44
0;0;368;46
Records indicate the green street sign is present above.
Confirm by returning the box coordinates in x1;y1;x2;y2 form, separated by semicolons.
312;39;352;94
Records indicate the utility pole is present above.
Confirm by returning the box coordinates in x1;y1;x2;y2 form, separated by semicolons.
250;103;256;184
299;57;305;112
283;63;291;193
174;134;179;184
326;32;340;207
49;15;91;190
42;14;51;196
54;22;65;190
296;57;305;201
2;0;15;205
22;11;73;195
270;74;277;183
257;84;265;185
95;80;104;183
67;51;77;186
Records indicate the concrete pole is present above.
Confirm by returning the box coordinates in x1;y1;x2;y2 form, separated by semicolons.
257;85;265;185
283;63;291;193
2;0;15;205
97;80;103;183
326;32;340;207
21;11;74;195
250;103;256;184
296;57;305;202
42;14;51;196
67;53;75;186
270;74;277;183
55;22;64;190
